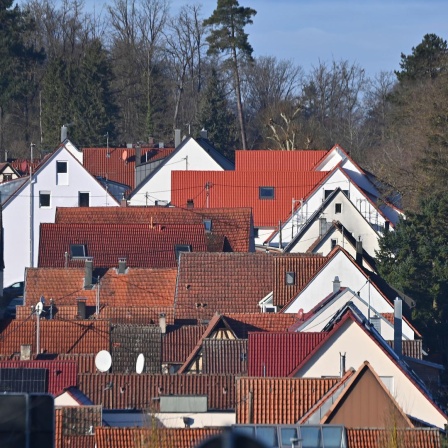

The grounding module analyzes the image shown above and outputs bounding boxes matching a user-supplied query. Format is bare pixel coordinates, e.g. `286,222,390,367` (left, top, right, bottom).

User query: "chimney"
339,352,346,377
200,128,208,139
135,145,141,167
319,217,327,237
20,344,32,361
159,313,166,334
333,276,341,294
77,299,86,319
84,258,93,289
159,142,164,149
61,125,68,142
118,257,127,274
186,199,194,209
356,239,363,266
394,297,403,358
175,129,181,148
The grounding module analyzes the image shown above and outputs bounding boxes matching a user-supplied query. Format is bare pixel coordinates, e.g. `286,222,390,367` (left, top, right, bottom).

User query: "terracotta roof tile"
346,428,441,448
57,354,96,374
0,320,110,356
171,171,328,227
25,267,176,308
162,324,208,364
82,146,173,189
95,427,221,448
236,376,340,424
248,332,327,377
54,206,253,252
202,339,248,375
78,373,235,410
38,223,208,269
55,406,99,448
174,253,275,321
99,307,174,325
0,359,77,396
273,254,328,308
235,150,328,171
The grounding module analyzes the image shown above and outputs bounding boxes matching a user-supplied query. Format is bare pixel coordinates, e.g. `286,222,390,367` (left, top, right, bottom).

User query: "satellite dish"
136,353,145,374
95,350,112,372
122,150,128,161
35,302,44,316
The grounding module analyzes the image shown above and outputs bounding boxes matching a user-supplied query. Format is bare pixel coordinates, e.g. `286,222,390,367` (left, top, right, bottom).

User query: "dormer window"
259,186,274,199
70,244,87,258
203,219,212,232
175,244,191,261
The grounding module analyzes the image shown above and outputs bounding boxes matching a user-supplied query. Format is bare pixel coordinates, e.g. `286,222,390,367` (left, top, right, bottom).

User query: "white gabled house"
267,165,401,248
290,304,447,430
128,136,234,206
283,188,381,260
281,248,417,340
0,140,118,287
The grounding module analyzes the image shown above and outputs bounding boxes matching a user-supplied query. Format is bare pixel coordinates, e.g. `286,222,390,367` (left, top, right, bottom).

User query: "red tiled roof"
174,253,275,321
38,223,208,269
57,354,96,374
55,407,99,448
202,339,248,375
54,206,253,252
235,150,328,171
78,373,235,410
346,428,441,448
221,313,298,338
162,324,208,364
82,146,174,189
95,427,221,448
248,332,327,377
171,171,328,227
236,376,341,424
0,320,110,356
25,267,177,308
273,254,328,308
0,359,77,396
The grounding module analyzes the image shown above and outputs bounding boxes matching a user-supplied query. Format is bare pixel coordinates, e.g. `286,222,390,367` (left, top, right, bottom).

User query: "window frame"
39,191,51,208
56,161,68,174
70,244,87,258
78,192,90,207
259,186,275,200
285,272,295,285
335,203,342,214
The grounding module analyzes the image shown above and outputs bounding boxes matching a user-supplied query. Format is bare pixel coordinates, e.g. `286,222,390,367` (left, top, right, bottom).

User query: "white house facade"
1,141,118,286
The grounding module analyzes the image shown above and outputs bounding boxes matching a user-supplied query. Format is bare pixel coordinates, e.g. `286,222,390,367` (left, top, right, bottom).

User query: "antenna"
95,350,112,372
136,353,145,374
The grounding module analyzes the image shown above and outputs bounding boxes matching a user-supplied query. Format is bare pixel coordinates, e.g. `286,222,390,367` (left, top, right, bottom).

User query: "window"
39,192,51,208
335,203,342,214
3,174,12,182
331,239,337,249
78,192,90,207
253,228,259,239
56,161,68,185
56,161,67,173
203,219,212,232
285,272,295,285
70,244,87,258
175,244,191,261
259,186,274,199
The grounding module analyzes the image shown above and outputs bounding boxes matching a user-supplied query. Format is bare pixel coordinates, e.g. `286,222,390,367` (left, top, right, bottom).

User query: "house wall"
269,169,388,247
283,251,414,339
295,319,447,429
298,289,414,341
0,166,19,183
129,140,227,206
3,145,117,286
287,191,380,257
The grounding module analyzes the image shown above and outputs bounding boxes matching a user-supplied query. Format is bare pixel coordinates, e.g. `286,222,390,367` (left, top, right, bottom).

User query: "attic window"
70,244,87,258
331,239,337,249
285,272,295,285
335,203,342,214
175,244,191,261
203,219,212,232
56,161,67,173
259,186,274,200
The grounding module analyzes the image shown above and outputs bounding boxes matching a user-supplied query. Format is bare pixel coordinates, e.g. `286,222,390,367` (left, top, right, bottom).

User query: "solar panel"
0,368,47,393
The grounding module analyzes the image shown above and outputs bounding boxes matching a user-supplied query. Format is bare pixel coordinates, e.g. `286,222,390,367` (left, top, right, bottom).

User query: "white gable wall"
298,288,412,341
3,144,117,286
269,169,387,247
283,251,414,339
129,139,227,206
294,319,446,429
286,191,380,257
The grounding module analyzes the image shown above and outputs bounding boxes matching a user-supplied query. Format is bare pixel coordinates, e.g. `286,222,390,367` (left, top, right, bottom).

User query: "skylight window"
259,186,275,199
203,219,212,232
70,244,87,258
175,244,192,261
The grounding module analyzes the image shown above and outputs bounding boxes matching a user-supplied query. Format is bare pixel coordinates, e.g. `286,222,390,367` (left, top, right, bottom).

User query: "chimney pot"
339,352,346,377
118,258,127,274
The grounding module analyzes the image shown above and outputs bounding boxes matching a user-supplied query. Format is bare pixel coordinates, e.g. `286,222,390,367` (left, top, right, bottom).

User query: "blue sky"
79,0,448,77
